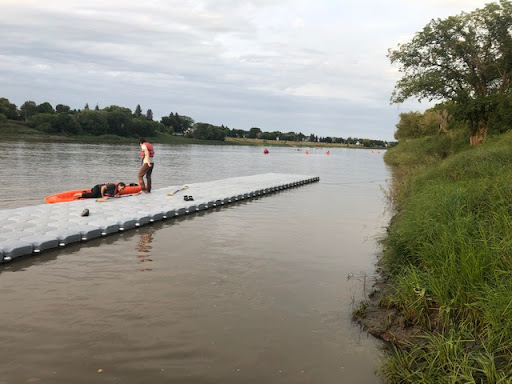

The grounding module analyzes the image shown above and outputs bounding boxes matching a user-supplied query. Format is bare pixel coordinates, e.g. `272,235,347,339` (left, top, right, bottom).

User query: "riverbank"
355,129,512,382
0,121,385,149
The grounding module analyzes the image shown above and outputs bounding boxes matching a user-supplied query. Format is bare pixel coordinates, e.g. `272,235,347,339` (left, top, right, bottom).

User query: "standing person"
76,182,126,199
138,138,155,193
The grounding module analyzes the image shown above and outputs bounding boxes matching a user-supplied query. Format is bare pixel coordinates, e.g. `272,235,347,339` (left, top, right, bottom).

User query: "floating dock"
0,173,319,263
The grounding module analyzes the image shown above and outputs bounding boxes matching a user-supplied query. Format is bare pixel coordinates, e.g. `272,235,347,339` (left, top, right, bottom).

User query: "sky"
0,0,493,141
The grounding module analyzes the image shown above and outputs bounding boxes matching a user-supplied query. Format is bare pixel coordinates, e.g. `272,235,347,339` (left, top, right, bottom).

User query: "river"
0,141,390,384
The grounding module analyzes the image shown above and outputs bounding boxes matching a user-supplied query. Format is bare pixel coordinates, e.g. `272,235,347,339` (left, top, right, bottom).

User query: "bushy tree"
20,101,37,120
281,131,298,141
37,102,55,114
105,111,130,136
54,114,81,134
55,104,71,114
248,127,261,139
0,98,19,120
228,128,248,138
395,112,425,140
388,0,512,145
29,113,58,132
188,123,227,141
161,112,195,134
126,118,159,137
490,93,512,134
77,110,109,135
261,131,281,140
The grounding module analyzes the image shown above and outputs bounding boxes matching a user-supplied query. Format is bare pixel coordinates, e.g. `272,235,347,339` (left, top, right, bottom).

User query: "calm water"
0,141,390,384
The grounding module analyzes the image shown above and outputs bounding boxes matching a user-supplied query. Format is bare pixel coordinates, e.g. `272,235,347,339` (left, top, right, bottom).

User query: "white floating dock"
0,173,319,263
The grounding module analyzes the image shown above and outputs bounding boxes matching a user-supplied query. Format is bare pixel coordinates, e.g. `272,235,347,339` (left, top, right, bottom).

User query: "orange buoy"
263,148,269,154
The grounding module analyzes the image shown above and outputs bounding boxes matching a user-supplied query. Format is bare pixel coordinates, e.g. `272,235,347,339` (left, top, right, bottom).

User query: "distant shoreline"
0,124,385,149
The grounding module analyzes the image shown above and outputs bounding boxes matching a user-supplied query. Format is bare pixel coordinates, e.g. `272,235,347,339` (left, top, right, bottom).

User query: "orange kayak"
44,183,142,204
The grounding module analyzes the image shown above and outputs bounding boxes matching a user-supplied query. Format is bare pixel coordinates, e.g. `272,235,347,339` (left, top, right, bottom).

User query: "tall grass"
379,130,512,382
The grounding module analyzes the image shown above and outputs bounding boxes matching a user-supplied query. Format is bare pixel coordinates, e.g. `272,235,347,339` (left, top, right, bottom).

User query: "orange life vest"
140,142,154,159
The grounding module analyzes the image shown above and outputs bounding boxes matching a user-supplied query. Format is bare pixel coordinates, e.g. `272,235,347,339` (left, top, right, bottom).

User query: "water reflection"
136,229,154,271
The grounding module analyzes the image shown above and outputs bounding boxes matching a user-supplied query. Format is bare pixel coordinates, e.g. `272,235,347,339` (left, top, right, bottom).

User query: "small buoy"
263,148,269,154
305,150,309,154
326,151,330,155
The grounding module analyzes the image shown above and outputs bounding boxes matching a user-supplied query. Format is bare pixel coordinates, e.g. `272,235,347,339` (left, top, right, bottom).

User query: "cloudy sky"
0,0,492,140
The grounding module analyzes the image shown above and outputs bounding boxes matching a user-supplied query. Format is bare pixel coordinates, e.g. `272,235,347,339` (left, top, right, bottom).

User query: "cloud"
0,0,492,140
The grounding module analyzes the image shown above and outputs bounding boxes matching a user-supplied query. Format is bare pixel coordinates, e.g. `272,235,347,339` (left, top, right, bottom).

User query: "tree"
127,118,159,137
37,102,55,114
54,114,82,134
261,131,280,140
55,104,71,114
281,131,297,141
178,115,195,133
394,112,425,140
134,104,142,117
103,106,132,136
229,128,248,138
388,0,512,145
0,98,19,120
77,110,109,135
146,109,153,121
29,113,57,133
248,127,261,139
188,123,227,141
20,101,37,120
103,105,132,115
160,112,194,133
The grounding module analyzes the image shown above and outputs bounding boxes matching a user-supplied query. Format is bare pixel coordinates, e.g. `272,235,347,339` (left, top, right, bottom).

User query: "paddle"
167,186,189,196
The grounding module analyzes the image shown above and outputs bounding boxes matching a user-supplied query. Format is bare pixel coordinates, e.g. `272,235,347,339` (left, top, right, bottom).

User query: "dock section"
0,173,319,263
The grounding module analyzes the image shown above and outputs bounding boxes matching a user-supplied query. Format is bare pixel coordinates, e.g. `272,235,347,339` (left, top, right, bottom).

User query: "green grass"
379,130,512,382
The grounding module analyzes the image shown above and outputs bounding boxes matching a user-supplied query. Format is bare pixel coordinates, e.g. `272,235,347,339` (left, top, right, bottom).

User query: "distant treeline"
0,97,391,147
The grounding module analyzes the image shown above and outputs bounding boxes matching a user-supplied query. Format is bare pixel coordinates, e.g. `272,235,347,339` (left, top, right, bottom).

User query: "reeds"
379,130,512,382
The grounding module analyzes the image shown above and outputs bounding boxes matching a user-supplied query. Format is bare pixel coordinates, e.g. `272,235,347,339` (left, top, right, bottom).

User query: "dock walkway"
0,173,319,263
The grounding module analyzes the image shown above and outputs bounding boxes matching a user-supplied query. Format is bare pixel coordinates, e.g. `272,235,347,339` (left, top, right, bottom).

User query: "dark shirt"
103,183,117,197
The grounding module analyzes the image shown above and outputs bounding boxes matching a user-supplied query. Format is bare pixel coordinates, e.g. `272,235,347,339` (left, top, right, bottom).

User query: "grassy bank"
366,130,512,382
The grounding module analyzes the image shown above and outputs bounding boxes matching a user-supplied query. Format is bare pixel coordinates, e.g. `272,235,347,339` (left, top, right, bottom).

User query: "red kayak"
44,183,142,204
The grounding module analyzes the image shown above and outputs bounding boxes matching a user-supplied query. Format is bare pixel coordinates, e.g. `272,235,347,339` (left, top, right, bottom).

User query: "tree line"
0,97,390,148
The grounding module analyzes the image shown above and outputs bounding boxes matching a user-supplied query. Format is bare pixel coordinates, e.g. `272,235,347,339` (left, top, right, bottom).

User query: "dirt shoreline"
354,273,423,345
